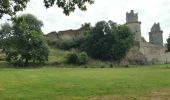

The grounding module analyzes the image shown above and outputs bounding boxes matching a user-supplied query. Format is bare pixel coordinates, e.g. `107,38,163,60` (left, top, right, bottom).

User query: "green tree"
0,0,94,19
82,21,134,61
0,23,12,49
5,14,49,66
112,25,134,60
167,35,170,52
0,23,12,39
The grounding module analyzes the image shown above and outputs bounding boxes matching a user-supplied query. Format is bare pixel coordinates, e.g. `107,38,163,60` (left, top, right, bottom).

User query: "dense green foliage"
0,23,12,39
0,23,12,49
44,0,94,15
57,37,85,50
66,52,88,65
0,0,29,18
1,14,49,66
0,0,94,19
82,21,134,61
167,35,170,52
0,65,170,99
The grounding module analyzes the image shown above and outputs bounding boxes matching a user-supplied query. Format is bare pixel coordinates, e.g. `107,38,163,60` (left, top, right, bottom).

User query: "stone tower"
149,23,163,46
126,10,141,42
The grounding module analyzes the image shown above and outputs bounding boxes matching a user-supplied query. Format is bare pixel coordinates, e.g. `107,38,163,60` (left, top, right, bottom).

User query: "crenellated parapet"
149,23,163,46
150,23,163,33
126,10,141,42
126,10,139,23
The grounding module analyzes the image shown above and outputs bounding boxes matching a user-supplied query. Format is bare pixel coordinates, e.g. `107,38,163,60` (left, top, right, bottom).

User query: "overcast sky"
1,0,170,43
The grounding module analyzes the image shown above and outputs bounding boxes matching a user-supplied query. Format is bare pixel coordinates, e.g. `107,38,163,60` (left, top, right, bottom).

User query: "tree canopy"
0,23,12,39
82,21,134,61
0,23,12,49
1,14,49,66
0,0,94,19
167,35,170,52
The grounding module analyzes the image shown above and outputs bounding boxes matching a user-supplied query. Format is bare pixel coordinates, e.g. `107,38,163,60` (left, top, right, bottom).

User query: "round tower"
126,10,141,42
149,23,163,46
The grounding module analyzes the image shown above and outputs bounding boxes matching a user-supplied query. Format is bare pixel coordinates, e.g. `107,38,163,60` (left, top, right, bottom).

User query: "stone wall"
126,41,170,64
58,29,83,40
45,31,59,44
126,45,148,65
140,42,170,64
126,10,141,42
126,22,141,42
149,32,163,46
149,23,163,46
45,29,84,43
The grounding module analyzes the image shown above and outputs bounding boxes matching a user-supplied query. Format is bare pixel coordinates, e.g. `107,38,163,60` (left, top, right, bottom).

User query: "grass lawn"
0,64,170,100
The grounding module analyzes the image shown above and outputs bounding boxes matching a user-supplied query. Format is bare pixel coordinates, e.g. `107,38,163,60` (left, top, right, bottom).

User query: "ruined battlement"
126,10,164,46
126,10,141,42
126,10,139,23
149,23,163,46
125,10,168,64
150,23,163,33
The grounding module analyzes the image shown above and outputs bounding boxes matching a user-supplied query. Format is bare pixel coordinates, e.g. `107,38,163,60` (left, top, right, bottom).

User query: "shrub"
77,52,88,65
57,37,85,50
66,52,78,64
58,40,75,50
66,52,88,65
110,64,113,68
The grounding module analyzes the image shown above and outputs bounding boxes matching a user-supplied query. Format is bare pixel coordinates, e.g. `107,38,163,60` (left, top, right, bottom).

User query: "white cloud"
1,0,170,43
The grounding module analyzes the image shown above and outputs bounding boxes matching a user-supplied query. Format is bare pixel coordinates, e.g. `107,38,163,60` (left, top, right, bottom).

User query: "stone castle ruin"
125,10,170,64
126,10,163,46
46,10,170,64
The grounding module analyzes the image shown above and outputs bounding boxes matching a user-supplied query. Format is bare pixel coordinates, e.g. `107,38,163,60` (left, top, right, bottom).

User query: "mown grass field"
0,63,170,100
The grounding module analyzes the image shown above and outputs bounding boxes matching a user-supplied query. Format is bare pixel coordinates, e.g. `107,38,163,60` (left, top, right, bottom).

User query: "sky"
1,0,170,43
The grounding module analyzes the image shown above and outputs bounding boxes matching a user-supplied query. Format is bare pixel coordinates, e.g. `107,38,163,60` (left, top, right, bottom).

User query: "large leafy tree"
3,14,49,66
0,0,94,19
82,21,134,61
